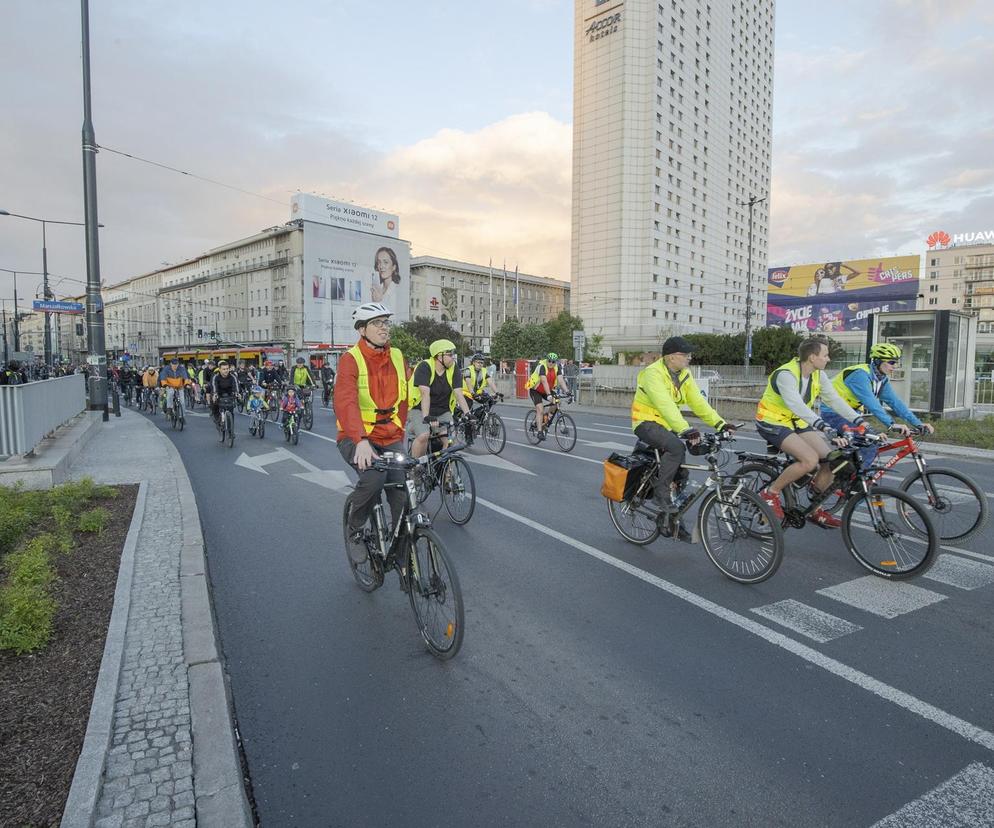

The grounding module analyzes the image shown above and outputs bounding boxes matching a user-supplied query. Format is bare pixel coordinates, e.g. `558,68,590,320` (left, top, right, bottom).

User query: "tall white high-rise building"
572,0,774,353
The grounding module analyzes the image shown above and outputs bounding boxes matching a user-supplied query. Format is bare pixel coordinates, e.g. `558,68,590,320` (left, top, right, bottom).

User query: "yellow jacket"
630,360,725,433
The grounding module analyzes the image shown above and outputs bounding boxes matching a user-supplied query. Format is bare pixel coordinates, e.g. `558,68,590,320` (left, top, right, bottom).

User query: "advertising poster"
301,221,411,346
765,256,920,334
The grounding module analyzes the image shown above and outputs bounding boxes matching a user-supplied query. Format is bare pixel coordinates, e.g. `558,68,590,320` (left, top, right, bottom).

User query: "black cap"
662,336,694,355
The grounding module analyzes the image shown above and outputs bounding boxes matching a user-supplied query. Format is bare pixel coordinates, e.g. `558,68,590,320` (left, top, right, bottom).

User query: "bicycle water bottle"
673,481,701,509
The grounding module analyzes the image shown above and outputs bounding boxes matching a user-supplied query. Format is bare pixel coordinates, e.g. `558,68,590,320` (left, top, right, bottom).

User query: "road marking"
462,453,536,476
750,599,862,643
505,438,603,465
578,439,635,452
817,577,947,619
234,448,303,475
871,762,994,827
293,469,352,492
922,554,994,591
475,496,994,754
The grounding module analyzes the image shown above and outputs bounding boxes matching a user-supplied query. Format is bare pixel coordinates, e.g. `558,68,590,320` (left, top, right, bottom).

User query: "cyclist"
199,360,216,407
526,352,571,441
408,338,472,458
275,360,289,386
820,342,935,468
334,302,408,568
246,385,269,433
210,360,240,435
462,352,498,400
280,385,303,429
119,363,136,404
141,364,160,409
159,357,191,418
320,361,336,406
290,356,315,391
756,337,865,528
631,336,734,538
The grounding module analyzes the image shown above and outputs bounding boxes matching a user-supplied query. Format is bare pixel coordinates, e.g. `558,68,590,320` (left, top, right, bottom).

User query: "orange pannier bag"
600,452,650,502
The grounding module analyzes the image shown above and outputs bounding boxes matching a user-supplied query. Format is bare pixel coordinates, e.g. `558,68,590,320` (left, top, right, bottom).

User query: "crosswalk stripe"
750,599,862,643
871,762,994,827
922,554,994,591
817,576,947,619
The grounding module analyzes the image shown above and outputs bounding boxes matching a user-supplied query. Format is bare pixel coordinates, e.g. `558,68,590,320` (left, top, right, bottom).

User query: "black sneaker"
346,528,368,564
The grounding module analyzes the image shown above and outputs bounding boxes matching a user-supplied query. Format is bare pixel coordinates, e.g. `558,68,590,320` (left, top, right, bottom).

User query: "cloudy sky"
2,0,993,308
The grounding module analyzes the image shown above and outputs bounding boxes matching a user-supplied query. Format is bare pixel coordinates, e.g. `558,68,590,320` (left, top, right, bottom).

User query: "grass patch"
0,535,58,654
78,507,109,534
927,415,994,450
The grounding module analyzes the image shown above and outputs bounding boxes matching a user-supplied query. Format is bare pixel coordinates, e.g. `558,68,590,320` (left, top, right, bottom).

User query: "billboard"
301,221,411,346
766,256,920,334
291,193,398,238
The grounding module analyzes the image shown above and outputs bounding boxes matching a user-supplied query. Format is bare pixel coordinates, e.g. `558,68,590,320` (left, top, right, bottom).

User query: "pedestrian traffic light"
197,328,203,338
76,323,84,336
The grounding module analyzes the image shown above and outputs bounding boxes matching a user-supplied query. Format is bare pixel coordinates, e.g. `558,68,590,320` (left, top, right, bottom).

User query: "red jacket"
334,338,408,445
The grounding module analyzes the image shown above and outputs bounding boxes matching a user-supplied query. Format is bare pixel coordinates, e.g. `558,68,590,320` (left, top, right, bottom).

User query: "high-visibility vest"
756,358,821,428
463,365,488,397
832,363,879,413
335,345,406,435
527,360,555,390
408,360,456,413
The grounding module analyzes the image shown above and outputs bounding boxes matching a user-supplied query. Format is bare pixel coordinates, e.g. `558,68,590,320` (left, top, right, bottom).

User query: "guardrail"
0,374,87,458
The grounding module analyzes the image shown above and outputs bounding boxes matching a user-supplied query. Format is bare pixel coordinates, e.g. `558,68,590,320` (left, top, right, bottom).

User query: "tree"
543,311,585,359
388,325,428,362
491,319,523,361
751,326,803,372
400,316,463,351
518,323,549,359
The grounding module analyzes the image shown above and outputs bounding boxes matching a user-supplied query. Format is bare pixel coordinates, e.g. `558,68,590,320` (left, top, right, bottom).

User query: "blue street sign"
33,300,84,314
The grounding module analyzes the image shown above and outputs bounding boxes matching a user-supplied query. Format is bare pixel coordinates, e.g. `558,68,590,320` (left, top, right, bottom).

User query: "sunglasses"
886,360,900,365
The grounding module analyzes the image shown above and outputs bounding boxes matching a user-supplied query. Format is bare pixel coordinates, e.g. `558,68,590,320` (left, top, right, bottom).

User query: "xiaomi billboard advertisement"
765,256,920,334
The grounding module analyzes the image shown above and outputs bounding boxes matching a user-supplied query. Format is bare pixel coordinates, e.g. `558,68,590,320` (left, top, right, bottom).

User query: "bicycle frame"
863,435,927,483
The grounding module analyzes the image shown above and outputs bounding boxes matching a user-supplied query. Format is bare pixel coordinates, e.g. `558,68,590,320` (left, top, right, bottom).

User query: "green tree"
751,326,803,372
518,323,550,359
388,326,428,362
400,316,463,351
491,319,523,361
543,311,585,358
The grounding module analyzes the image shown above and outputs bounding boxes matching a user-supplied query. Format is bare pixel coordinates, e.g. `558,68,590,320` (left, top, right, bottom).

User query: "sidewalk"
61,410,251,828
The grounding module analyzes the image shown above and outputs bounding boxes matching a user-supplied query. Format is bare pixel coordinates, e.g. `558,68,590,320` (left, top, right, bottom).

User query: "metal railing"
0,374,87,458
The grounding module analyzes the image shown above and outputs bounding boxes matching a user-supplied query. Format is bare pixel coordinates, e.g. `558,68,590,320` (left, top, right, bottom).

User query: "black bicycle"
216,395,236,448
524,394,577,452
603,427,785,584
342,452,465,659
167,390,185,431
298,387,314,431
409,428,476,525
452,393,507,454
283,408,300,445
731,433,938,579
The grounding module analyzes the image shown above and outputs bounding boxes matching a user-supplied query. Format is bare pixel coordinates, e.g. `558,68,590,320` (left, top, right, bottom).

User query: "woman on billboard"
370,247,401,303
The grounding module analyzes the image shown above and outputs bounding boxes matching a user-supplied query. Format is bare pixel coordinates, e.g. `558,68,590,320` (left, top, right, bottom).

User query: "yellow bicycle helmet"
430,339,457,358
869,342,902,361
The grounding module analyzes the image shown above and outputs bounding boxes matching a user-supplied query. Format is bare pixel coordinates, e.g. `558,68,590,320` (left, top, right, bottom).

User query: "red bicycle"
824,428,988,543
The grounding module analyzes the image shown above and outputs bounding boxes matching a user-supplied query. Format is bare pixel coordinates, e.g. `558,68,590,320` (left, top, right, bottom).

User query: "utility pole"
739,194,766,368
81,0,108,419
12,271,21,351
2,300,9,364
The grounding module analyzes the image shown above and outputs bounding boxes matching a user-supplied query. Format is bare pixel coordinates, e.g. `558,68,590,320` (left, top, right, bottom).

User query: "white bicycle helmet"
352,302,393,329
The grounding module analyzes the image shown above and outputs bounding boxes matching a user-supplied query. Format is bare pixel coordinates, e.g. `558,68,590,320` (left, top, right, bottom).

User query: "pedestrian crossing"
748,554,994,643
871,762,994,827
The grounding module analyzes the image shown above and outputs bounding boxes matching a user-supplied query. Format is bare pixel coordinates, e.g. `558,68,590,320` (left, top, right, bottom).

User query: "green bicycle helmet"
546,352,559,361
869,342,902,361
430,339,457,358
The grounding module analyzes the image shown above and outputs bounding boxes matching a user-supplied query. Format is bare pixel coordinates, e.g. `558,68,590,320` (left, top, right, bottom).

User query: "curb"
161,428,255,827
61,480,148,828
0,410,103,490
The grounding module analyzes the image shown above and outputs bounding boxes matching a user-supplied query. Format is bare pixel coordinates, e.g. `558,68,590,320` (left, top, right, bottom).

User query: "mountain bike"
453,392,506,454
817,427,988,543
524,394,576,452
298,387,314,430
283,408,300,445
409,427,476,525
342,452,464,659
731,432,938,579
167,389,185,431
604,427,785,584
216,395,236,448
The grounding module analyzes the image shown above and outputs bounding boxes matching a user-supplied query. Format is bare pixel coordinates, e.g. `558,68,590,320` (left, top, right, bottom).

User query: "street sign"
572,330,586,348
33,300,84,314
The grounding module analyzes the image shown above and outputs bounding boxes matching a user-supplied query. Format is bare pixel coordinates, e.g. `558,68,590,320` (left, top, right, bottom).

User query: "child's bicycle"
524,393,577,452
283,409,300,445
248,408,267,439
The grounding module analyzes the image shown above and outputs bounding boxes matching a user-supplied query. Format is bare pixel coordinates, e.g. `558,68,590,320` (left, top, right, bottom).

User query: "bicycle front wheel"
482,413,506,454
606,489,660,546
899,467,988,543
407,528,464,659
698,486,784,584
226,412,235,448
553,413,577,452
841,486,936,579
342,496,383,592
524,410,540,444
440,456,476,525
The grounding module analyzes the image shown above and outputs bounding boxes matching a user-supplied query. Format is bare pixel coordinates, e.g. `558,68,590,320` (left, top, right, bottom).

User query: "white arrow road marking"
294,469,353,491
462,453,536,476
578,439,635,452
234,446,319,475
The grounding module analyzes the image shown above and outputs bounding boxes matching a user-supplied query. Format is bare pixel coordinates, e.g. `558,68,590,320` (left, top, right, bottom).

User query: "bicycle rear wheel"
407,528,464,659
440,456,476,525
342,496,384,592
303,407,313,431
606,488,660,546
841,486,936,578
226,411,235,448
899,467,988,543
553,413,577,452
698,486,784,584
524,410,540,444
482,412,506,454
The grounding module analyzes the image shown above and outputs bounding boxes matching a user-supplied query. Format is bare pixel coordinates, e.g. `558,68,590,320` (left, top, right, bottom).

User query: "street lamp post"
738,194,767,368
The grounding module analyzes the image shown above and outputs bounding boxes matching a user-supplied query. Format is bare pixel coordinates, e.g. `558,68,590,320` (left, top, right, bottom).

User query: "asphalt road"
137,396,994,827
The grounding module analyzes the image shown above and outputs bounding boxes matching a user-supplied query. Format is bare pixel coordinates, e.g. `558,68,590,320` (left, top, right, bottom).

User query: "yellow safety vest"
463,365,488,397
408,360,457,413
832,363,872,412
630,360,724,433
756,358,821,428
527,360,552,390
335,344,406,435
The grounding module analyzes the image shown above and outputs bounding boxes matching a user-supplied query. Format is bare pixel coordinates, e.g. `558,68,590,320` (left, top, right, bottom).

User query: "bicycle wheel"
258,419,265,439
606,482,660,546
899,467,988,543
482,413,506,454
524,410,540,444
553,413,577,452
303,407,313,431
407,528,464,659
292,426,299,446
698,486,784,584
226,411,235,448
440,456,476,525
342,496,384,592
841,486,936,579
178,412,185,432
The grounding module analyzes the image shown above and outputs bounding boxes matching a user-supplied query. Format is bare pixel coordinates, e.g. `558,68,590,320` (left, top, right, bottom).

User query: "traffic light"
197,328,203,338
76,323,84,336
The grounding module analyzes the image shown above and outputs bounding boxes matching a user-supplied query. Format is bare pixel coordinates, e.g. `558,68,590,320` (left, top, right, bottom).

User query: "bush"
78,507,109,534
0,534,58,654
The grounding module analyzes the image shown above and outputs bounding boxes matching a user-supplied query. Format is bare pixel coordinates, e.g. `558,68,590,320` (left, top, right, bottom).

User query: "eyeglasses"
886,360,900,365
441,350,456,357
366,319,392,329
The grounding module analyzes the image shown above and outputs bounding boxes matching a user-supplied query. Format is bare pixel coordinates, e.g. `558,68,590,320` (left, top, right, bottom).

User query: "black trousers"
338,439,408,532
634,421,688,496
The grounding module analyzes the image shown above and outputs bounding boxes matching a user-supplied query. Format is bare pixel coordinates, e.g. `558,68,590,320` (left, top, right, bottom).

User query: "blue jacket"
821,364,922,428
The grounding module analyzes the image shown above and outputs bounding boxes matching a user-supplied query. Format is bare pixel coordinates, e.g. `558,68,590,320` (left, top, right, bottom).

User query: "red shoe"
807,508,842,529
760,488,785,521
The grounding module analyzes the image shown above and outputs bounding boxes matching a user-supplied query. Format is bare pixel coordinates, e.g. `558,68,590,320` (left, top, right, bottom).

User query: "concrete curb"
161,426,254,827
918,441,994,460
0,410,103,489
60,480,148,828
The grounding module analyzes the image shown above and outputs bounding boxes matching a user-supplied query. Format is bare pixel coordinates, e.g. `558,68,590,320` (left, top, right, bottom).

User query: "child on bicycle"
246,385,269,415
280,385,302,429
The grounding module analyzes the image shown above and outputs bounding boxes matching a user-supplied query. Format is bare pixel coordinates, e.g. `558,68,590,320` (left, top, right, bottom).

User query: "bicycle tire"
841,486,936,579
606,487,660,546
178,413,184,432
553,413,577,452
440,456,476,525
303,409,313,431
292,428,299,446
342,496,384,592
524,410,540,445
698,486,784,584
482,413,506,454
258,420,265,439
407,528,464,659
898,467,989,543
226,412,235,448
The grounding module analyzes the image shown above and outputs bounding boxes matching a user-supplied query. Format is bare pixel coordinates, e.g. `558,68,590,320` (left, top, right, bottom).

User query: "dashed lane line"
475,495,994,754
817,577,948,619
750,599,863,643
